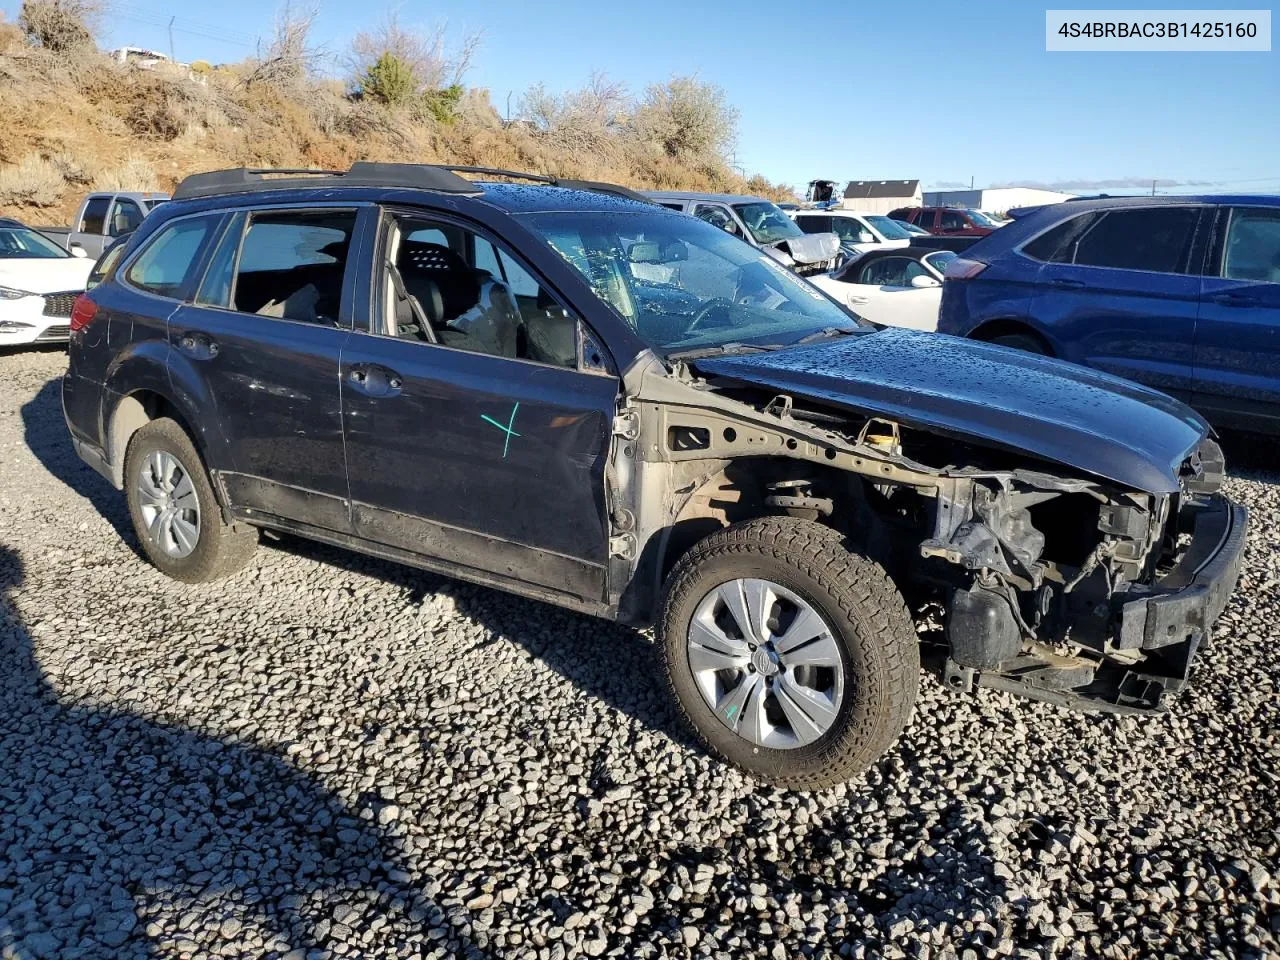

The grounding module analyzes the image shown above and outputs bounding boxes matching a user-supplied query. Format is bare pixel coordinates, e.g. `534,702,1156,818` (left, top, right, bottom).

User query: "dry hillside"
0,14,791,226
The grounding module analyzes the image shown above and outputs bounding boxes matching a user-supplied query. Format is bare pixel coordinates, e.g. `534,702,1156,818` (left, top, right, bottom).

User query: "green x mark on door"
480,402,521,458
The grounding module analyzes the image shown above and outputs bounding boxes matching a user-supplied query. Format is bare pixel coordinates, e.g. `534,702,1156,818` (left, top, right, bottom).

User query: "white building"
839,180,922,215
922,187,1075,214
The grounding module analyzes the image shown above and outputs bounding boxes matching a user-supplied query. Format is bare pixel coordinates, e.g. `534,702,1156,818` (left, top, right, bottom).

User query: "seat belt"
386,260,439,344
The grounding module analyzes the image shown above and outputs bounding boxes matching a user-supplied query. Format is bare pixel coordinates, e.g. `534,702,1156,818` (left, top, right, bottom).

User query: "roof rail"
172,163,484,201
436,166,655,204
171,161,655,205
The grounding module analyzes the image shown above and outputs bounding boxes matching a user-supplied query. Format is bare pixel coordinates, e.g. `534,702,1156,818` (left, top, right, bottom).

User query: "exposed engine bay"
610,351,1245,714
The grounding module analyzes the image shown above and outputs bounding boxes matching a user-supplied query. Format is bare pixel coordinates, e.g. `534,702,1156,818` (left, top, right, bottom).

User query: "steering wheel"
683,297,735,336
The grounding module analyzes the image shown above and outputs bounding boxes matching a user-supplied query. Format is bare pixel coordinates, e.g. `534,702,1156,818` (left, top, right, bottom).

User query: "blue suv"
938,195,1280,433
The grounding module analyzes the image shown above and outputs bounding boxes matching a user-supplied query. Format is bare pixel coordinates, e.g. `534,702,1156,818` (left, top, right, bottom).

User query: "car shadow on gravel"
0,544,477,959
20,379,140,554
1216,429,1280,482
268,532,700,756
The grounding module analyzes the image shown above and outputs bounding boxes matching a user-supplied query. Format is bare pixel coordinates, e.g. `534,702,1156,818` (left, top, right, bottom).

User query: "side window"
1022,213,1100,263
913,209,933,228
859,257,925,287
382,214,580,370
110,199,145,237
194,212,247,307
832,218,875,244
693,204,737,234
79,197,110,235
940,211,967,230
658,202,685,211
796,216,831,234
1073,207,1199,274
125,214,222,298
226,210,357,324
86,238,129,291
1222,208,1280,283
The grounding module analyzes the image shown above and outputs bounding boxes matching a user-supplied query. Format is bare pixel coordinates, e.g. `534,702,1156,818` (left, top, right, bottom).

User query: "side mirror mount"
910,274,941,289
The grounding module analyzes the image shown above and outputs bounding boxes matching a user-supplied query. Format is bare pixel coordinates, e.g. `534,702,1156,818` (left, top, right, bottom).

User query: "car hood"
0,258,93,295
770,232,840,264
694,328,1209,493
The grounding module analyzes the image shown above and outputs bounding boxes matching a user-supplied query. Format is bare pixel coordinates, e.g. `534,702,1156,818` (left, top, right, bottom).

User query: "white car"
809,247,956,332
0,220,94,345
793,210,914,258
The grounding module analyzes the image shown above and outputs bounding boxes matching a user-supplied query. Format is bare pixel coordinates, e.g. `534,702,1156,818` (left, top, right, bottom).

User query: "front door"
1195,205,1280,431
1030,204,1205,400
339,208,619,602
167,205,367,532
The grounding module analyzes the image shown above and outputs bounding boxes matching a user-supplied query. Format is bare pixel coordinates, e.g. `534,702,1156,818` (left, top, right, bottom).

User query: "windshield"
967,209,1000,227
0,226,69,259
523,210,861,355
142,199,167,212
864,216,913,240
731,202,804,245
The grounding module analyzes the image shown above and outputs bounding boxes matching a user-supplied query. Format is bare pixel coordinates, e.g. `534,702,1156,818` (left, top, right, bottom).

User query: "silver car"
645,191,840,276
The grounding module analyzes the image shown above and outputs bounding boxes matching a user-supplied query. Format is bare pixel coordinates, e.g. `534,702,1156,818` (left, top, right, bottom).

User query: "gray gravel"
1,347,1277,960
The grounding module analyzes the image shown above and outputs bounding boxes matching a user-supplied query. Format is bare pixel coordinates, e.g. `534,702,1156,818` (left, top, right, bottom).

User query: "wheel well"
968,319,1055,356
656,458,863,584
107,390,199,488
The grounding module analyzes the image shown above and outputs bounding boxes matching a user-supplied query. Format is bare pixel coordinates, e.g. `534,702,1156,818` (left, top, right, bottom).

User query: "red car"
890,206,999,237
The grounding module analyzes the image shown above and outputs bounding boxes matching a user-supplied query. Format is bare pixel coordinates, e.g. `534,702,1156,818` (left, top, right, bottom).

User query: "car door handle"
347,364,403,398
1048,278,1085,289
1209,292,1259,307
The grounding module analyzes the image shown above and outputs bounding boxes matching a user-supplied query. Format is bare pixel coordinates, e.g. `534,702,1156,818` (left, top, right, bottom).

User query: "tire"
989,332,1048,355
124,417,257,583
658,517,919,789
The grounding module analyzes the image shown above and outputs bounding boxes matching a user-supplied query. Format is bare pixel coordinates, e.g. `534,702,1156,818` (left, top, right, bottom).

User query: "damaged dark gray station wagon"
64,164,1247,788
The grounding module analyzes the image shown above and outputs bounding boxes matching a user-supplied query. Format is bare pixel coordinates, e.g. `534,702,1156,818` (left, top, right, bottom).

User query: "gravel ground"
0,347,1277,960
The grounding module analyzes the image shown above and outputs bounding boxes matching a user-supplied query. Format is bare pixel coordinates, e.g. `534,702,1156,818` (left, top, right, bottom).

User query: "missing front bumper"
946,494,1248,714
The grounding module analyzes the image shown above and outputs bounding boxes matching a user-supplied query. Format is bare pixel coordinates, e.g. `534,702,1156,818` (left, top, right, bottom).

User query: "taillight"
69,294,98,333
944,257,988,281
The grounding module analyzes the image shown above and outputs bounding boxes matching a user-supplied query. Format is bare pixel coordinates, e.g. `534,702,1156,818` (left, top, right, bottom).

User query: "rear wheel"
124,418,257,583
989,332,1048,355
658,517,919,789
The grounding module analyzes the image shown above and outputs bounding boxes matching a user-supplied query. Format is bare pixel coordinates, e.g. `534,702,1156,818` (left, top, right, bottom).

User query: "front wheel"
658,517,919,789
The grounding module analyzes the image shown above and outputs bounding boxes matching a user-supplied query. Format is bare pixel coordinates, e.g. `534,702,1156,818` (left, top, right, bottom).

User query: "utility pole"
168,16,175,63
1152,179,1157,196
970,175,974,189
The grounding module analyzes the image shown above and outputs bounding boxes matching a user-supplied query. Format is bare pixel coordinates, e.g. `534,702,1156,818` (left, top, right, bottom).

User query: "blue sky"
8,0,1277,194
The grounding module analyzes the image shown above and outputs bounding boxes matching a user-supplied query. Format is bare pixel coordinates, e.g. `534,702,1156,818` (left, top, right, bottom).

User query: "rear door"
1029,204,1205,400
165,204,368,532
107,197,147,244
339,206,619,603
914,209,939,233
1194,205,1280,431
72,196,111,257
843,255,941,330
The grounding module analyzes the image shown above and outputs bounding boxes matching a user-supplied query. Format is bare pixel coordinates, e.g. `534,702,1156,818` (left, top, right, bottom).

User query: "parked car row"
0,217,94,345
1,192,169,347
60,162,1247,788
940,194,1280,434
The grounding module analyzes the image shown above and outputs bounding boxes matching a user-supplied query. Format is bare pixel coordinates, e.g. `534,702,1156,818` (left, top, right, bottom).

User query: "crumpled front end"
926,437,1247,713
768,232,841,277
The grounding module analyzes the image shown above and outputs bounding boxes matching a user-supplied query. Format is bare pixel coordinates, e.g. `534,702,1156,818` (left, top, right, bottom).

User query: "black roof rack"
172,162,483,201
172,162,655,205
